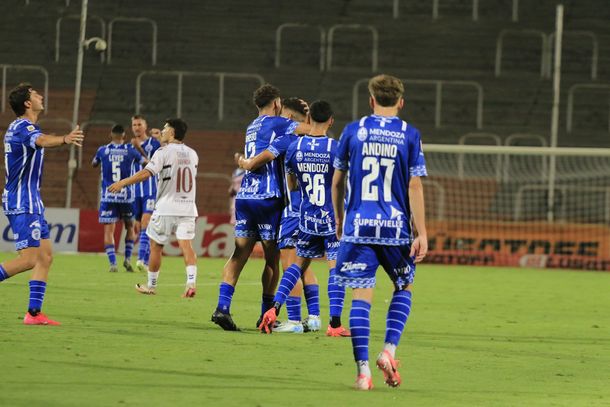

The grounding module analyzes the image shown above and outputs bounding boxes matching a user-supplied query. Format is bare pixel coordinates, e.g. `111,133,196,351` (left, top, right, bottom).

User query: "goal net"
422,144,610,271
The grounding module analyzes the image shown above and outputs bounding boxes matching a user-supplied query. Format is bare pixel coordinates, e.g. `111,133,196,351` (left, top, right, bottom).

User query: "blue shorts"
7,213,50,250
334,242,416,290
278,215,299,249
296,230,339,260
133,195,155,221
235,198,284,241
99,202,134,224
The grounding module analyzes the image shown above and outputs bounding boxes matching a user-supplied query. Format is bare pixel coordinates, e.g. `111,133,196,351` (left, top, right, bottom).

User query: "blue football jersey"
2,119,45,215
334,115,427,245
236,115,298,200
132,137,161,198
93,143,145,203
286,136,337,236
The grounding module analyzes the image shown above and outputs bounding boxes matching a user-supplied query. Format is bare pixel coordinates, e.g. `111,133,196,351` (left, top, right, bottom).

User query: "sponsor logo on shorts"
394,264,414,275
31,228,41,240
258,223,272,230
327,240,340,249
235,219,247,226
340,262,367,272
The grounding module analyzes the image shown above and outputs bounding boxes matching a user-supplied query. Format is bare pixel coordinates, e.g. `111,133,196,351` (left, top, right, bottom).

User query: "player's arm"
35,126,84,148
236,150,274,171
130,137,148,159
287,173,298,191
107,168,153,193
332,169,347,240
408,176,428,263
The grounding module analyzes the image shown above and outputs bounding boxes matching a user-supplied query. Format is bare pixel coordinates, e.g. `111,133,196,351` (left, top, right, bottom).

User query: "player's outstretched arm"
408,176,428,263
35,125,84,148
332,169,347,240
108,169,152,193
237,150,275,171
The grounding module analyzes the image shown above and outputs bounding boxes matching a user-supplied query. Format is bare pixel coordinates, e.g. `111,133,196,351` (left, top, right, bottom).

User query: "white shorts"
146,213,196,245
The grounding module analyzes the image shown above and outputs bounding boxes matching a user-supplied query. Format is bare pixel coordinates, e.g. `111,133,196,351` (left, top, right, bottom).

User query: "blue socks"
272,264,302,306
216,282,235,313
104,244,116,266
28,280,47,314
385,290,413,345
124,239,134,261
0,264,9,282
138,229,150,264
304,284,320,316
350,299,371,362
328,268,345,318
286,296,302,321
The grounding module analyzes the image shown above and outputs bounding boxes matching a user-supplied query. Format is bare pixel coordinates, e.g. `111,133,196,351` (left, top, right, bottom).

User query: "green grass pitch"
0,252,608,406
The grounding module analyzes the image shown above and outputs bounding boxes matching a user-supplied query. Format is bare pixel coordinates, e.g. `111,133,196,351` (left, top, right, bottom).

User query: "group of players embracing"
212,74,429,390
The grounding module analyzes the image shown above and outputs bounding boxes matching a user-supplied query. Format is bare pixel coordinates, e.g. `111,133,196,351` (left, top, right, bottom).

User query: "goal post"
421,144,610,271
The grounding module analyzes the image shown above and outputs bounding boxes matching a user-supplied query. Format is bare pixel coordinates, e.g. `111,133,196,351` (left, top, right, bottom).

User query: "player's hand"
409,236,428,263
234,152,243,166
258,307,278,334
335,219,343,240
107,181,124,193
65,125,84,147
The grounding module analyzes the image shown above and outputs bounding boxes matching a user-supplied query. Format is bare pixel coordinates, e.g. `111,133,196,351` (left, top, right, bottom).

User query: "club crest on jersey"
296,151,304,162
104,147,110,155
357,127,368,141
31,228,41,240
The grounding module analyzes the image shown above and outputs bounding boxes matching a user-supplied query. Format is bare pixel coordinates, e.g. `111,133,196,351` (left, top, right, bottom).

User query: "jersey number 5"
176,167,194,193
361,157,395,202
111,161,121,182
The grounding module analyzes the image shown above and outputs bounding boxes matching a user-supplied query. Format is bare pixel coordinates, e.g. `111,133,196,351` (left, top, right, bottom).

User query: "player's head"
309,100,334,129
253,84,281,115
150,128,161,140
162,118,188,143
368,74,404,110
110,124,125,142
131,114,148,138
9,83,44,117
280,97,308,122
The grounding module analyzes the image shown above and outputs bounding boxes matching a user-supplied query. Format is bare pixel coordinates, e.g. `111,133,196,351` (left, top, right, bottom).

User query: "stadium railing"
390,0,519,21
0,64,49,114
495,29,548,78
55,14,106,63
327,24,378,73
546,31,598,80
566,83,610,133
107,17,158,66
275,23,325,72
135,70,265,121
351,77,484,128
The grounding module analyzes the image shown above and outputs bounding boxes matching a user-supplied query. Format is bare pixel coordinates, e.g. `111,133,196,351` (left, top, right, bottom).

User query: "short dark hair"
165,118,188,141
282,97,308,117
111,124,125,135
131,114,147,123
253,84,280,109
8,83,33,116
309,100,333,123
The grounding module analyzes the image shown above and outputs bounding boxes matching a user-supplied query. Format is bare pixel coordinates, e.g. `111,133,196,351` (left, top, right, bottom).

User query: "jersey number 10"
361,157,395,202
176,167,194,193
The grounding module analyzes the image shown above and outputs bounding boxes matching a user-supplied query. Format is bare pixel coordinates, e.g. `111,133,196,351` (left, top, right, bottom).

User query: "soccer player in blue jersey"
332,75,428,390
0,83,84,325
273,97,319,334
259,100,349,337
211,84,310,331
130,115,161,273
92,124,147,273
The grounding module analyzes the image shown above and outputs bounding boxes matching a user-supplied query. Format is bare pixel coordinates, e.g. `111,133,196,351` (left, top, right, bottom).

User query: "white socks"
383,343,397,359
357,360,371,377
186,265,197,287
148,271,159,288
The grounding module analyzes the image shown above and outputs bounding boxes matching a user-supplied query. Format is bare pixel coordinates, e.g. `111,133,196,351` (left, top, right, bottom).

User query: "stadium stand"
1,0,610,214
